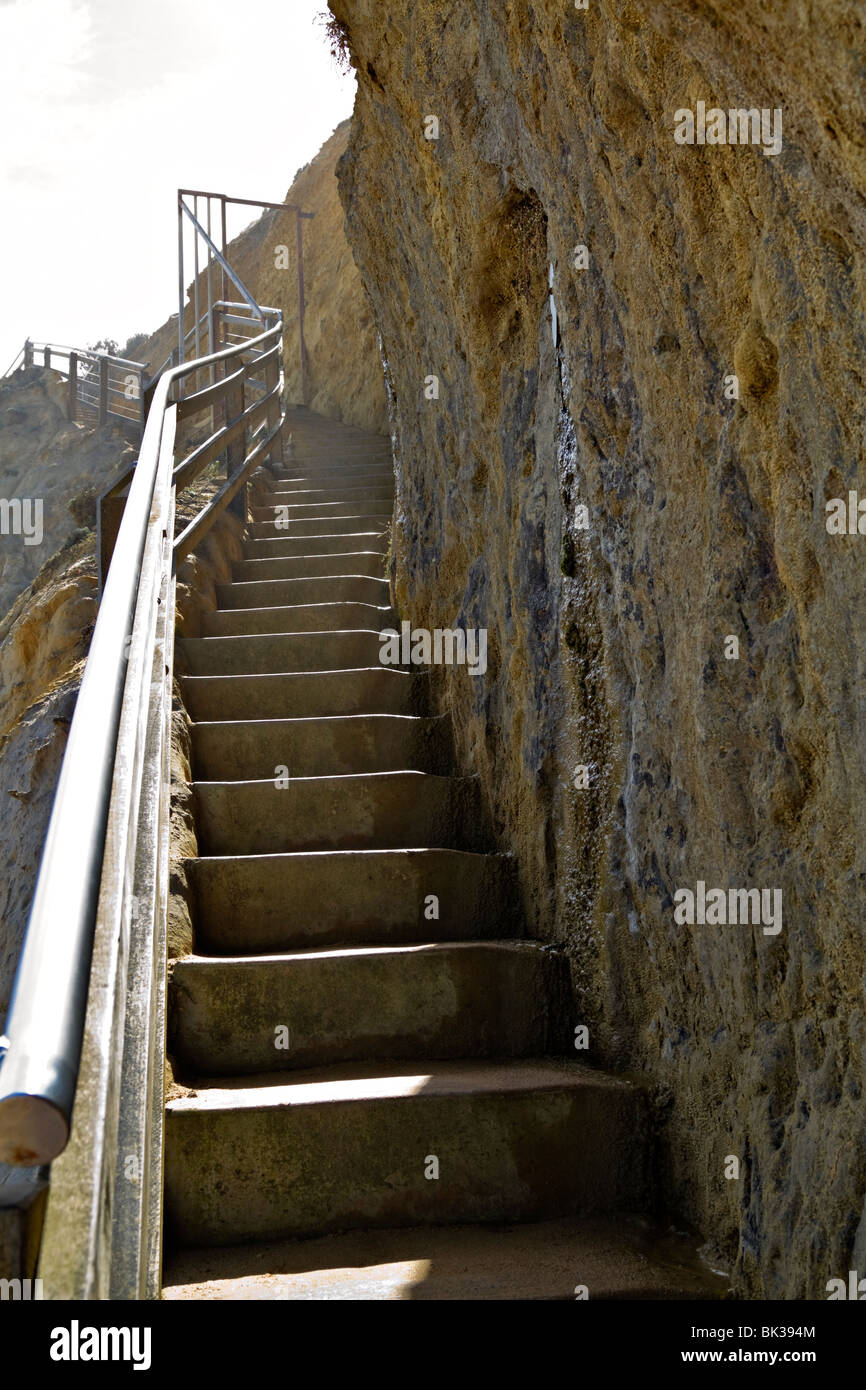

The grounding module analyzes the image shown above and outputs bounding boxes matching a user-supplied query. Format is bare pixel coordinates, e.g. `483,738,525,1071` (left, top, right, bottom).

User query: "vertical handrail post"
212,305,225,436
24,339,33,369
220,197,227,307
206,198,215,415
193,195,201,392
98,357,109,425
68,352,78,423
44,346,51,370
225,361,246,520
264,313,284,470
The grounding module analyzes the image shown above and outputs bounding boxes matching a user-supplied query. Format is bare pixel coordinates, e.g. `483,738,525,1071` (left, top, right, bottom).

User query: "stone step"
277,456,393,472
283,438,390,451
235,552,386,580
268,484,395,504
283,447,391,458
170,941,570,1075
179,669,425,722
201,601,394,638
283,430,388,443
188,848,517,953
216,575,390,610
192,772,483,855
274,474,394,493
270,457,389,471
252,499,393,523
241,534,387,560
282,447,391,462
177,629,387,676
162,1216,726,1301
191,714,452,780
250,514,390,539
281,453,392,464
164,1059,649,1246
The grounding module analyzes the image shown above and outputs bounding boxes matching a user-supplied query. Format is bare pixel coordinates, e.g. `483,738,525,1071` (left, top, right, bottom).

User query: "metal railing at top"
0,312,285,1293
149,300,278,388
177,188,314,404
3,341,148,434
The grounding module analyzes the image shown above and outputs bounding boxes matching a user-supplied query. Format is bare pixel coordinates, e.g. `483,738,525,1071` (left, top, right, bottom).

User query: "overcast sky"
0,0,355,369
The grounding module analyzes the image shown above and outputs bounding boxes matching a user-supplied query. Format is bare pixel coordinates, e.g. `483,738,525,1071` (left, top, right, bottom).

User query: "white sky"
0,0,355,369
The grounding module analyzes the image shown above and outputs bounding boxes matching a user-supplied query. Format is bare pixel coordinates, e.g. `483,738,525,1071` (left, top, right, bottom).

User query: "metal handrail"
176,188,313,404
180,201,262,325
0,315,284,1167
148,301,279,386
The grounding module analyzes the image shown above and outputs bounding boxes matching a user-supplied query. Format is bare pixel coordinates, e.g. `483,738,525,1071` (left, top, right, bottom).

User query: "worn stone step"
191,714,452,780
191,772,474,856
241,534,387,561
278,453,391,469
281,454,391,464
170,941,570,1075
250,514,391,539
188,847,516,952
177,629,387,676
252,499,393,522
283,438,391,449
283,439,390,452
216,575,390,610
179,669,425,723
268,484,394,504
282,449,392,464
162,1216,726,1301
164,1059,649,1246
201,601,394,638
273,469,391,492
193,772,483,855
235,552,386,581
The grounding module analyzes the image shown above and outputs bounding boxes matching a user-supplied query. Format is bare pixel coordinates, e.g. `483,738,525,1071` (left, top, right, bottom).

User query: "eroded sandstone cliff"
329,0,866,1297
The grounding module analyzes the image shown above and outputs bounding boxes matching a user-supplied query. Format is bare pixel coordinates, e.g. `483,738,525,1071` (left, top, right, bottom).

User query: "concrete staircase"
162,412,722,1300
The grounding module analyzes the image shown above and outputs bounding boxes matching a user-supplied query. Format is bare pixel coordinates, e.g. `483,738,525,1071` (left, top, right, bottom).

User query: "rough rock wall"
330,0,866,1298
0,369,135,619
0,535,98,1019
138,121,388,434
0,371,137,1017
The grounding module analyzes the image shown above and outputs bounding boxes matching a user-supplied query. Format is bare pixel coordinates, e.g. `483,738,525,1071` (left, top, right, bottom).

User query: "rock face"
329,0,866,1297
138,121,388,435
0,371,136,1017
0,536,98,1020
0,369,135,620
